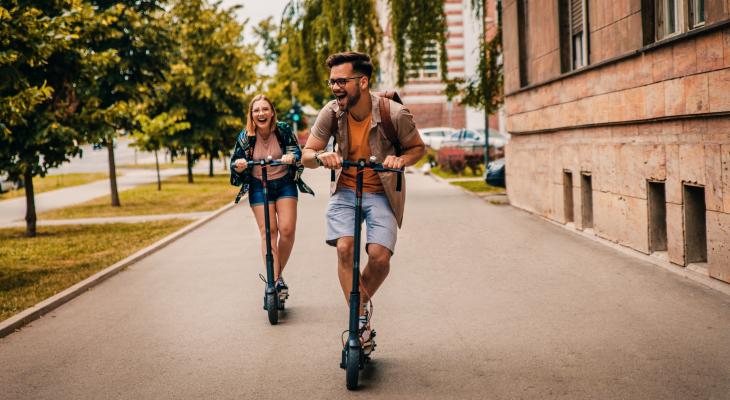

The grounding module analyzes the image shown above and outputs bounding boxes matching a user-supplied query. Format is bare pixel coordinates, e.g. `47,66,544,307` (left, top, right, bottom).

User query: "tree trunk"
107,137,121,207
209,154,214,177
155,149,161,191
24,168,36,237
186,148,194,184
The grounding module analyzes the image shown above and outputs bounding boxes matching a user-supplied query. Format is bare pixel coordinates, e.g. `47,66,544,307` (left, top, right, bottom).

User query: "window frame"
688,0,705,29
655,0,705,42
570,0,588,70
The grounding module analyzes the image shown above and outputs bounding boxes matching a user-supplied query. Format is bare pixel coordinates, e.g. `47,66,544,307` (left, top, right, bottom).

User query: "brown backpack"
331,90,403,156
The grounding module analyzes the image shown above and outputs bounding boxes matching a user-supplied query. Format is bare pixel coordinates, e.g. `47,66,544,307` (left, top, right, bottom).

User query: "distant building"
376,0,500,131
503,0,730,283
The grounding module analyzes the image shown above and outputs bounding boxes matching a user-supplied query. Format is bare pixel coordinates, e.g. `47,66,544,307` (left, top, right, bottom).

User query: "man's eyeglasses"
326,75,364,88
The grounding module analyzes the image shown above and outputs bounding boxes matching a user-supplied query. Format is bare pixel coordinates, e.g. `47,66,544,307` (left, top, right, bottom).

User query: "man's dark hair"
326,51,373,79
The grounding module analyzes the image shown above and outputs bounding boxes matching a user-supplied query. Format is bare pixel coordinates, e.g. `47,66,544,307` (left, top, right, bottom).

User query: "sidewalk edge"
0,201,238,338
533,210,730,297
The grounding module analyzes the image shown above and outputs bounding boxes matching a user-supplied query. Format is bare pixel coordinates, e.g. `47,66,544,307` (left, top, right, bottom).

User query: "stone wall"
503,14,730,283
506,28,730,133
506,117,730,283
588,0,643,64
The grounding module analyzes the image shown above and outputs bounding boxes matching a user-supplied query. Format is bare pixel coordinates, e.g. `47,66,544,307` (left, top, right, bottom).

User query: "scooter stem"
349,159,365,338
261,163,275,288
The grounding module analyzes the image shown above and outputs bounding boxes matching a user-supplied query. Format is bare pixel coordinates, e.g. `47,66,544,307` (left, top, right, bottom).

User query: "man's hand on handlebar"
316,151,342,169
382,155,405,170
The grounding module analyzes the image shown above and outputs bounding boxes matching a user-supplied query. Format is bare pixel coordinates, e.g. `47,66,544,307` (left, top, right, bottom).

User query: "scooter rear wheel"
345,346,360,390
266,293,278,325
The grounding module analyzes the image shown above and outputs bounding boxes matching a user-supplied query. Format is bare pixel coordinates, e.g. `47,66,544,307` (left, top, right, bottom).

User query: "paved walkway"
1,168,729,399
0,167,208,226
1,212,212,228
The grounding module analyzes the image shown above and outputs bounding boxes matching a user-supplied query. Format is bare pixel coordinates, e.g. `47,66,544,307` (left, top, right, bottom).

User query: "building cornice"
509,111,730,136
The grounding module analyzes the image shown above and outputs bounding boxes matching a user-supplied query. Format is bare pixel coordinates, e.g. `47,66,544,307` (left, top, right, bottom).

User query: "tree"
389,0,448,86
77,0,174,206
460,0,503,164
131,111,190,190
166,0,259,182
0,0,94,237
265,0,448,107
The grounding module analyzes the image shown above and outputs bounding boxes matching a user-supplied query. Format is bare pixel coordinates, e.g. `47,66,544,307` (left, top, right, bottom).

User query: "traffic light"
288,102,302,124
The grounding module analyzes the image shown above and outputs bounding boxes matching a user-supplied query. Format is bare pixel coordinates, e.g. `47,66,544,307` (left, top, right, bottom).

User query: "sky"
220,0,290,40
219,0,289,75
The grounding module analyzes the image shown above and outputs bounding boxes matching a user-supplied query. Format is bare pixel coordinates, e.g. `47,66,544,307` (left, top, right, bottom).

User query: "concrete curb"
0,201,238,338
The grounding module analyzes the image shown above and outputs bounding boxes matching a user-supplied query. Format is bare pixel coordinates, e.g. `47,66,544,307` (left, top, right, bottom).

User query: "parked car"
484,158,506,188
418,127,456,150
441,129,484,149
443,128,509,149
475,128,510,149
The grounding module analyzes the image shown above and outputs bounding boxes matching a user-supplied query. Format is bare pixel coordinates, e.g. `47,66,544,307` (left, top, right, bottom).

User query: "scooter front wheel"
345,346,361,390
266,292,278,325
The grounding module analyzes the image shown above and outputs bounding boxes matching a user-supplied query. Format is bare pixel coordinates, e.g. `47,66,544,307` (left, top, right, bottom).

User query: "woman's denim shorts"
248,175,298,207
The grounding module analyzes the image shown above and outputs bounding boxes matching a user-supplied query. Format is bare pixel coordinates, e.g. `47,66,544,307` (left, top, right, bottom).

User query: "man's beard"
343,90,361,111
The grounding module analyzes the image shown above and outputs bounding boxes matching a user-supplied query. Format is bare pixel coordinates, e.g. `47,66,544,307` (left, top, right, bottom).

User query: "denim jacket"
230,121,314,203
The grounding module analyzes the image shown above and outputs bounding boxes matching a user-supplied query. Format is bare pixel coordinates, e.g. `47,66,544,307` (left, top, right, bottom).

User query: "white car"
418,127,456,150
443,129,509,149
475,128,510,148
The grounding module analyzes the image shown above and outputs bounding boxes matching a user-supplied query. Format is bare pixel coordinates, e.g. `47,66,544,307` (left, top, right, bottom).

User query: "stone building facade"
502,0,730,283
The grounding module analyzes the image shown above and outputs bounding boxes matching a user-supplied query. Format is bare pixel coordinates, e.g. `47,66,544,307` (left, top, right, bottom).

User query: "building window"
688,0,705,28
408,42,440,80
517,0,529,86
559,0,588,72
570,0,588,69
654,0,705,41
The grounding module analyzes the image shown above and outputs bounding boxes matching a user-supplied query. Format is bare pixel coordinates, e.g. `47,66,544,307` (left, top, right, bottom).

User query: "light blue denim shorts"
325,188,398,254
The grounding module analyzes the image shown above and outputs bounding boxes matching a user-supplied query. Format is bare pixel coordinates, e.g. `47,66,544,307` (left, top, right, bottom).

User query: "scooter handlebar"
245,157,288,168
341,159,404,191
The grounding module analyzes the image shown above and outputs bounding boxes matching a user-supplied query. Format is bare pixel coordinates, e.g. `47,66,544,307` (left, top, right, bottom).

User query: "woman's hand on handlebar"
317,151,342,169
382,155,405,170
233,158,248,173
281,154,296,165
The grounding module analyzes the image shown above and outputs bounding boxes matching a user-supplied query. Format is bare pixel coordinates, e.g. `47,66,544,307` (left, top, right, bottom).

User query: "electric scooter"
338,156,403,390
247,156,288,325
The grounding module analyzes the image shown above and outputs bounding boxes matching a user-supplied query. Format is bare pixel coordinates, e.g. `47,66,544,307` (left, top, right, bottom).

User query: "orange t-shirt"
338,112,384,193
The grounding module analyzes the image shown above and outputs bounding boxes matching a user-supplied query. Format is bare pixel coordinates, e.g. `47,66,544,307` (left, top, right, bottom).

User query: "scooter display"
247,156,289,325
338,157,403,390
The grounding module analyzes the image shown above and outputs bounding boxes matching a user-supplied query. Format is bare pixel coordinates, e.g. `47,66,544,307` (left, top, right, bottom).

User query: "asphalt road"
1,168,729,399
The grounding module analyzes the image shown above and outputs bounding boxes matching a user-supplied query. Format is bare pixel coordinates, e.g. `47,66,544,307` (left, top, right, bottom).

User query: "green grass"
0,173,110,201
430,165,483,179
0,220,191,322
450,180,504,193
39,174,238,219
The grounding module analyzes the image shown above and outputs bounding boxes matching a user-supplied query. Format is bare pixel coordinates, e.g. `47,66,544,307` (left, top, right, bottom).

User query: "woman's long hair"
245,94,278,136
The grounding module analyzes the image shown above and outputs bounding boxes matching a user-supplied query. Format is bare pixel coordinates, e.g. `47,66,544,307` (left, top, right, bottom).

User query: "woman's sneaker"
275,278,289,301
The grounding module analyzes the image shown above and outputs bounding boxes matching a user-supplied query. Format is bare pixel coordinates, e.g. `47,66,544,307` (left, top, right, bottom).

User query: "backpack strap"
330,109,337,182
378,96,402,156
